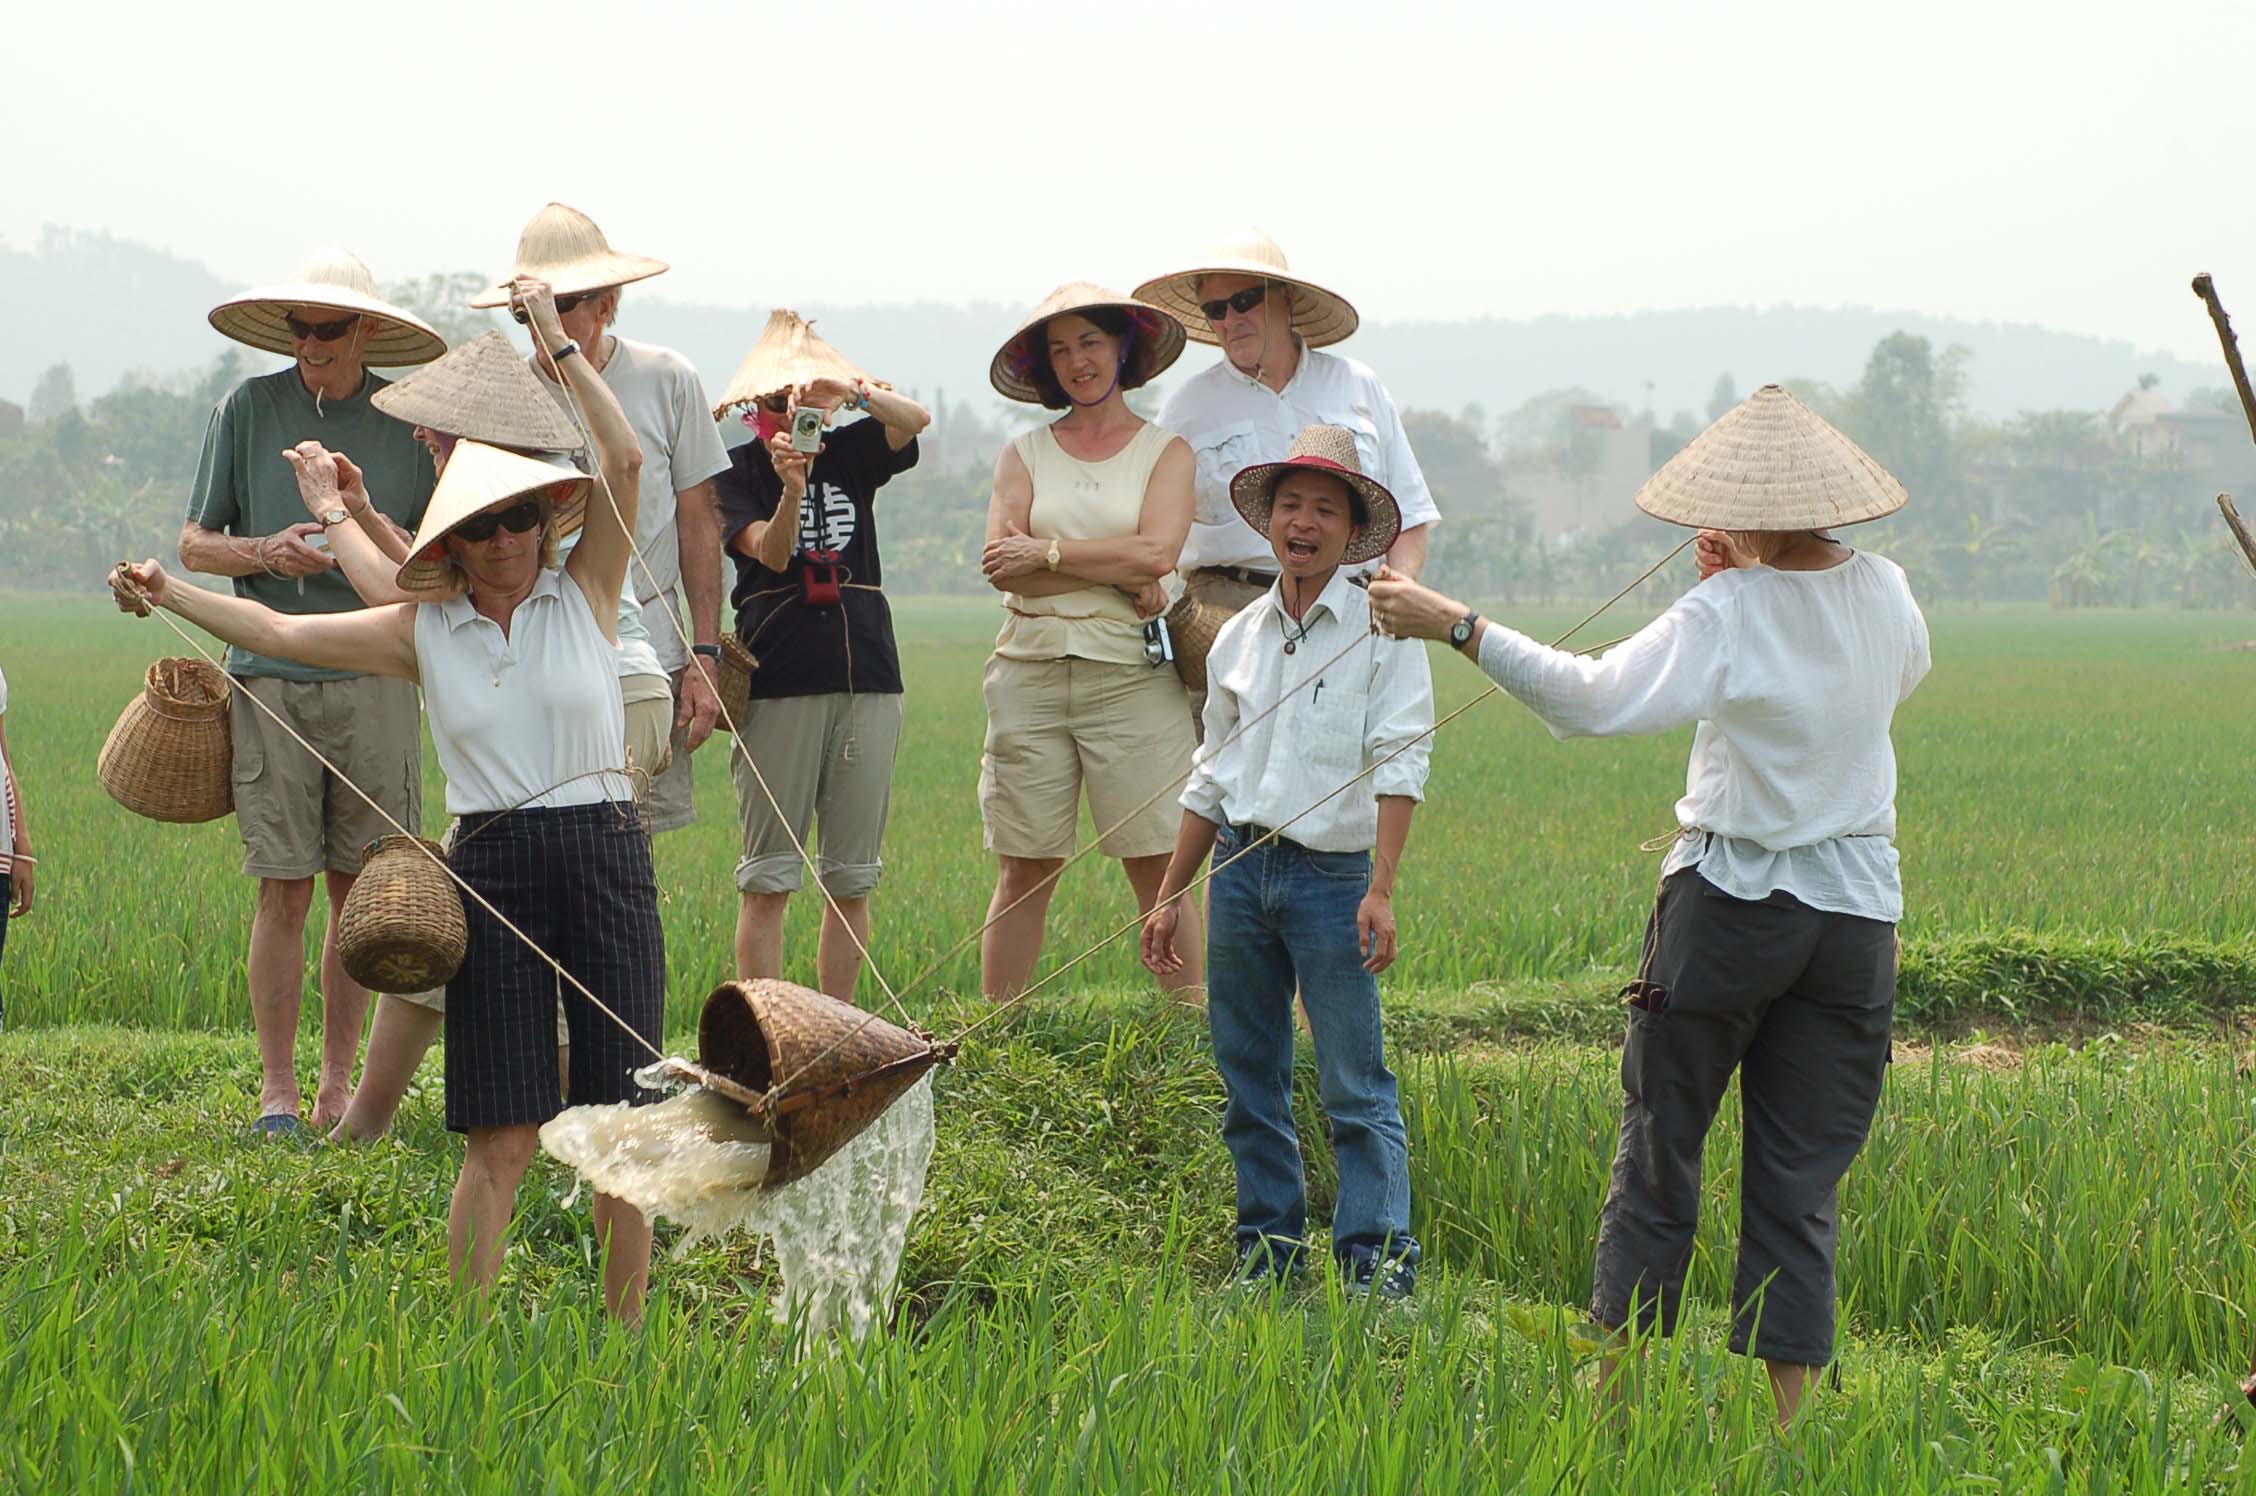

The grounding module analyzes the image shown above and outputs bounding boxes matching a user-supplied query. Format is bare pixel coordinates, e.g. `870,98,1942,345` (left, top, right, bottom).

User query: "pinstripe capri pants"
443,801,667,1133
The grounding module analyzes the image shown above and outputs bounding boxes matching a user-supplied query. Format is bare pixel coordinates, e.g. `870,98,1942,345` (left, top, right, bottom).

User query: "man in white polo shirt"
472,204,732,831
1136,231,1440,730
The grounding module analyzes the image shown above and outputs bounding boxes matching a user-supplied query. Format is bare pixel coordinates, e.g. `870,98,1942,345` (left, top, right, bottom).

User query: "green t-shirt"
186,368,438,680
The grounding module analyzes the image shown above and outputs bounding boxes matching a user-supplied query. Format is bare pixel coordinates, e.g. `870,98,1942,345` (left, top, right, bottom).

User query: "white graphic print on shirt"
800,483,858,555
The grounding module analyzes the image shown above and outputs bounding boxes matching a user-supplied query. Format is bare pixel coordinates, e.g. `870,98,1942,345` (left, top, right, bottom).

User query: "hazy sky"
12,0,2255,361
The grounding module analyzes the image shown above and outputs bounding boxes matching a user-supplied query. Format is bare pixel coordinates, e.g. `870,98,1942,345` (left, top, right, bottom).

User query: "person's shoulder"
1213,593,1273,649
1158,361,1234,426
612,337,702,384
1310,345,1386,390
225,367,296,408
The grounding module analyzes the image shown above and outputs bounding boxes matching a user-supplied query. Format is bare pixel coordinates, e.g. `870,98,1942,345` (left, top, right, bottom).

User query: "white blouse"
414,568,634,816
1474,550,1930,922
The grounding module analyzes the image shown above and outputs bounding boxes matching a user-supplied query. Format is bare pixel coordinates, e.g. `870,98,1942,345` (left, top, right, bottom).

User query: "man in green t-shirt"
182,248,446,1139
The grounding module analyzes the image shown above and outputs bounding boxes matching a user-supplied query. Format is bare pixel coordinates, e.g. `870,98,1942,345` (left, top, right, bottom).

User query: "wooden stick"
2190,274,2256,446
2220,494,2256,577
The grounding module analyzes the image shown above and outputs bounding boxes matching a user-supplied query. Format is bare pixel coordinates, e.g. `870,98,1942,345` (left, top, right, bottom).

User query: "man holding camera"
1135,231,1439,729
182,248,446,1137
711,312,929,1001
472,203,731,831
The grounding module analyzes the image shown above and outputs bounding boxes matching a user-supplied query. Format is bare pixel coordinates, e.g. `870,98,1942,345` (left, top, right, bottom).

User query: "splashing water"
540,1068,936,1343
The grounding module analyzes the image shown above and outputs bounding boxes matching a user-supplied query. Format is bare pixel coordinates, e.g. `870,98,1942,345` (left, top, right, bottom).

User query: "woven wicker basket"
97,657,234,823
337,835,467,992
1165,595,1230,697
714,634,759,734
697,979,942,1186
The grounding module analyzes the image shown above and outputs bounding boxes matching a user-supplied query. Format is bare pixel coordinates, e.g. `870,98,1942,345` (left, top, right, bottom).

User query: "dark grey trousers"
1590,869,1897,1365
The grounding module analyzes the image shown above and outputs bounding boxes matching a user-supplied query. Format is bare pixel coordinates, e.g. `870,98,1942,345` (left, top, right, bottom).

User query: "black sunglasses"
283,312,361,342
1198,284,1269,322
759,392,791,413
453,499,545,543
509,291,594,325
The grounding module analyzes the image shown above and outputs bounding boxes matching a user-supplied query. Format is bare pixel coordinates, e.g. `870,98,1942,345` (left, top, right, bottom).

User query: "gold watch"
1045,538,1061,571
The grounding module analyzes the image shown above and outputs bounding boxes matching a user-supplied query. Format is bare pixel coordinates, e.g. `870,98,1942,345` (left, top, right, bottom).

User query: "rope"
110,575,668,1064
519,314,915,1027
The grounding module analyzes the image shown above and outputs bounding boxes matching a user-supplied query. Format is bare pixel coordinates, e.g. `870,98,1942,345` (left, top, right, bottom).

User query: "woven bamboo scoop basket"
714,635,759,734
336,835,467,992
1164,595,1230,697
666,979,952,1187
97,657,234,823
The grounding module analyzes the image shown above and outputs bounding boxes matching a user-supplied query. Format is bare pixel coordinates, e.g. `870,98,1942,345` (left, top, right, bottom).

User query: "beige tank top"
995,420,1178,664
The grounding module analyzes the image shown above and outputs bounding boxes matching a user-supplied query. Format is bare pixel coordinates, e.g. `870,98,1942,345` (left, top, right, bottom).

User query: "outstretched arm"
112,559,419,682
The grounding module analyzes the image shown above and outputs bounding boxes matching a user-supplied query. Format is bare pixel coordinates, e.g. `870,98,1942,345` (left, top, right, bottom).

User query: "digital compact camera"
790,406,826,455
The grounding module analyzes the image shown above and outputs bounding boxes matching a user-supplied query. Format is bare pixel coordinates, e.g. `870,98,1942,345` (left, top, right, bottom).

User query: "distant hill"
0,226,2224,424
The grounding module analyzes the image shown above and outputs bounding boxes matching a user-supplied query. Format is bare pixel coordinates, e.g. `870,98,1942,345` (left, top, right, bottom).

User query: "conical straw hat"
1635,385,1908,531
989,282,1187,405
1229,424,1402,565
714,310,877,418
696,979,942,1187
468,203,669,307
208,246,447,366
371,332,586,452
1133,229,1359,349
395,440,590,592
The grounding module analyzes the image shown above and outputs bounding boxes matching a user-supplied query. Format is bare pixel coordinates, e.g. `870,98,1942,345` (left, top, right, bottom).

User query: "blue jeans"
1207,824,1417,1268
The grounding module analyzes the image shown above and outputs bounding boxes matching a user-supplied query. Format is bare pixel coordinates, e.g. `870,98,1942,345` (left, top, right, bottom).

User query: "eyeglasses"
509,291,594,325
1198,285,1269,322
759,392,791,413
283,312,361,342
452,499,545,543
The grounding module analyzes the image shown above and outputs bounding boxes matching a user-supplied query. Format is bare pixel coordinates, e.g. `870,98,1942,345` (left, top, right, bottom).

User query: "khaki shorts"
1181,569,1271,742
230,673,423,880
639,669,697,834
731,692,904,897
979,655,1195,861
622,673,674,798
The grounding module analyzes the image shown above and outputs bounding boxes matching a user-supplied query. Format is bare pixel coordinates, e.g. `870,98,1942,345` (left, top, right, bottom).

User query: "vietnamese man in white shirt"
1143,431,1433,1300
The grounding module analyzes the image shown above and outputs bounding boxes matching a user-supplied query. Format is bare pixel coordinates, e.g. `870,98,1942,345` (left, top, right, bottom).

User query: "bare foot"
310,1085,353,1131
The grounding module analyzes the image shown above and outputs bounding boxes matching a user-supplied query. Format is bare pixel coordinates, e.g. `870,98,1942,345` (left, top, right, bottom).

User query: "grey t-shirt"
187,368,437,680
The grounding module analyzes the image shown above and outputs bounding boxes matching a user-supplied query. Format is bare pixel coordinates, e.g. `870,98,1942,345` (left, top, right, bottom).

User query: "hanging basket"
336,834,467,992
1165,595,1230,697
685,979,949,1187
97,657,234,824
714,634,759,734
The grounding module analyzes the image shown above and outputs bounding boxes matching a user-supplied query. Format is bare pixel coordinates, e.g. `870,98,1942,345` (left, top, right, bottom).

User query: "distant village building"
0,400,22,440
1503,405,1660,541
2108,375,2256,488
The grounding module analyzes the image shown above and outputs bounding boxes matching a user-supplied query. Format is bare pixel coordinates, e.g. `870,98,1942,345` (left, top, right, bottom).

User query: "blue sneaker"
1232,1238,1305,1293
249,1112,313,1143
1340,1245,1417,1302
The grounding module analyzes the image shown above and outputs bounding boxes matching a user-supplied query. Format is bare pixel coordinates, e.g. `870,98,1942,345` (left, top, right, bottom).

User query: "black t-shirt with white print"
716,416,917,699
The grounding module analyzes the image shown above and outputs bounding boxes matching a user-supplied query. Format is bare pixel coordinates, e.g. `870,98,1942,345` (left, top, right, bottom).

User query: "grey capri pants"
1590,868,1897,1366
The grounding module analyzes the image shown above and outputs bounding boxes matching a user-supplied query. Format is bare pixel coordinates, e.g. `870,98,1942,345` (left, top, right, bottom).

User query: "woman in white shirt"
1368,385,1930,1427
975,283,1201,1003
116,281,663,1322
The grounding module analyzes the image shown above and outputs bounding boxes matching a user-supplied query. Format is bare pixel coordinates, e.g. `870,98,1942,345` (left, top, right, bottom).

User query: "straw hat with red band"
1133,229,1359,350
467,203,669,309
395,441,590,592
1229,424,1401,565
716,309,878,417
207,246,447,367
989,282,1187,405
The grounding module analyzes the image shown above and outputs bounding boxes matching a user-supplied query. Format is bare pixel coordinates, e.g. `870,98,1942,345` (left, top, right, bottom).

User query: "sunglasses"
452,499,545,543
759,392,791,413
509,291,594,325
283,312,361,342
1198,285,1269,322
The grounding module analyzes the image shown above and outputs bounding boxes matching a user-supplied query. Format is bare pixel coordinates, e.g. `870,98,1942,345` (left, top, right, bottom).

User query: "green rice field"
4,590,2256,1490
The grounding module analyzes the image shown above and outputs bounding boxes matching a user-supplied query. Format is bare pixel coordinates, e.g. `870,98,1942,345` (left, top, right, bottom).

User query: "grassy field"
5,589,2256,1490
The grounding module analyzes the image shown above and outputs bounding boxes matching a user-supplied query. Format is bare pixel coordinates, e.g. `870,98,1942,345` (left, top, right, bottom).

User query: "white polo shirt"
1157,340,1441,574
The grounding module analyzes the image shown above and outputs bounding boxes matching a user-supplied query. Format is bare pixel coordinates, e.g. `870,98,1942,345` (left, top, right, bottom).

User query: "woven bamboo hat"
395,441,590,591
1133,229,1359,349
371,332,585,452
467,203,669,308
990,282,1187,405
1230,424,1400,565
1635,384,1908,531
207,247,447,366
714,310,877,417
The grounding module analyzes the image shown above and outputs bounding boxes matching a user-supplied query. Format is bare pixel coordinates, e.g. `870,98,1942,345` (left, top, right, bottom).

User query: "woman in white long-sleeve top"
1368,385,1930,1427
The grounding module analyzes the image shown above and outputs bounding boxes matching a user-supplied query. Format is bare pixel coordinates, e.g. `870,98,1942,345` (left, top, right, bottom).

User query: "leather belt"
1195,564,1279,589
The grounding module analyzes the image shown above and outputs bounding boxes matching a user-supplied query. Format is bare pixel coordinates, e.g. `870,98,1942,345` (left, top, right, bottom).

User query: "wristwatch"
1045,538,1062,572
691,643,722,661
1449,611,1482,652
318,506,350,529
